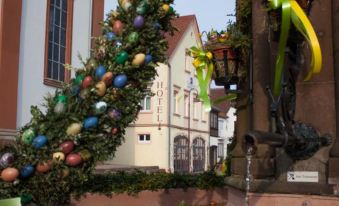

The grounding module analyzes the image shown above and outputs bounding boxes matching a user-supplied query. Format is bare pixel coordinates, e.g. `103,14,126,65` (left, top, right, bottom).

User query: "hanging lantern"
211,45,239,93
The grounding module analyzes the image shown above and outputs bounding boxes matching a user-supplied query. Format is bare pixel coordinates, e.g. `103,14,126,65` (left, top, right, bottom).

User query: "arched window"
193,138,205,172
173,136,189,173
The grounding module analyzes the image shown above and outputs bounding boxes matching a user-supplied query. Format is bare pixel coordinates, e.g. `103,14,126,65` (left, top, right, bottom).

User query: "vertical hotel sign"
156,81,164,127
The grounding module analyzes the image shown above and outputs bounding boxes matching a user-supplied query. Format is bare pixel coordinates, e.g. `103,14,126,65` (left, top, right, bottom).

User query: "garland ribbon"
270,0,322,96
189,46,213,112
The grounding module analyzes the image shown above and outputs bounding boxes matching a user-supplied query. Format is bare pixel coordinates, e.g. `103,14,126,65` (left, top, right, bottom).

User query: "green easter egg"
74,74,84,85
128,32,139,44
22,129,35,144
116,51,129,65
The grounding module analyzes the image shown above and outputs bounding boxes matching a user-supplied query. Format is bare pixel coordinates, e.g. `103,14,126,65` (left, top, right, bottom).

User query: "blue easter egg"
32,135,48,149
95,65,106,79
154,22,161,29
145,54,153,64
71,85,80,96
113,74,128,88
20,165,34,178
83,117,98,129
106,32,116,41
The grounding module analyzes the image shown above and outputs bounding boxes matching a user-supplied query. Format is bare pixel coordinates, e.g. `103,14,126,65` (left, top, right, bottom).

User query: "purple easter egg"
133,15,145,29
108,109,122,120
0,153,14,167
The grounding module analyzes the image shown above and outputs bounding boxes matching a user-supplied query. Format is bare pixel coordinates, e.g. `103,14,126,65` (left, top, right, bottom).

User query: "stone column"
231,0,275,179
329,0,339,185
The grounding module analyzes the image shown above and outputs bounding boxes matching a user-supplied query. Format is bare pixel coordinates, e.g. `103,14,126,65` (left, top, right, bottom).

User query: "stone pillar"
231,0,275,179
0,0,22,145
329,0,339,185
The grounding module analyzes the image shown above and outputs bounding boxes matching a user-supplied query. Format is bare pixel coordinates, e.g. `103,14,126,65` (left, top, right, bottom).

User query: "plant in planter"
203,21,250,93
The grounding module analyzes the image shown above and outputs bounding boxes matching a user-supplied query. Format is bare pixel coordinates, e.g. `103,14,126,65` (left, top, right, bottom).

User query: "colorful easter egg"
0,153,14,168
66,123,82,136
132,53,146,66
82,76,93,88
112,20,124,35
95,65,107,79
66,153,82,167
59,140,75,154
20,165,34,178
95,81,107,96
116,51,129,64
1,168,19,182
113,74,128,88
102,72,114,86
134,15,145,28
53,152,65,162
32,135,48,149
83,117,98,129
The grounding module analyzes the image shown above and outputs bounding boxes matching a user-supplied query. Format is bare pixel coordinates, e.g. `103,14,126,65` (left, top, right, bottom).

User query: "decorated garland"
0,0,176,205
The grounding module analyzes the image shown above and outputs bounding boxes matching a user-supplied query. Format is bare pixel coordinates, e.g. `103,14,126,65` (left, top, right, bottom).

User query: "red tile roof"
165,15,196,57
210,88,231,118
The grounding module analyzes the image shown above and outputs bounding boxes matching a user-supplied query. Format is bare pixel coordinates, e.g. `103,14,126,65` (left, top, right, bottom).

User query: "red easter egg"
36,161,51,173
1,167,19,182
112,20,124,35
102,72,114,86
66,153,82,167
112,128,119,135
60,140,75,154
82,76,93,88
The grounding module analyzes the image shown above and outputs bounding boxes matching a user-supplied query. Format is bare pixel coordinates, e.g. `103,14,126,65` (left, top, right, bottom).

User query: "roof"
165,15,197,57
210,88,231,118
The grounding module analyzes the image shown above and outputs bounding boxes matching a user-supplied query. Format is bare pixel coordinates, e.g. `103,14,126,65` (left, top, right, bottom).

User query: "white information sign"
287,171,319,183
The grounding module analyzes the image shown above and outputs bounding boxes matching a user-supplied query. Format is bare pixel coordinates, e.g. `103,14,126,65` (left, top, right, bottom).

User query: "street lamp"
211,45,239,93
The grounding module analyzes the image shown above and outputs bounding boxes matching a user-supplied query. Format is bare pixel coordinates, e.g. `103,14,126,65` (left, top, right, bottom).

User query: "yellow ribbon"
290,0,322,80
189,46,213,112
270,0,322,96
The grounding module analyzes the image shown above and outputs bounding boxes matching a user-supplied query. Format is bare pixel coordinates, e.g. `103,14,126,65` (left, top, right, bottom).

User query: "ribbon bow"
189,46,214,112
270,0,322,96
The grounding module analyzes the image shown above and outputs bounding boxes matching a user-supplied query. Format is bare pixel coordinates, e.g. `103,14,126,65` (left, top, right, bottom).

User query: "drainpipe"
168,63,172,172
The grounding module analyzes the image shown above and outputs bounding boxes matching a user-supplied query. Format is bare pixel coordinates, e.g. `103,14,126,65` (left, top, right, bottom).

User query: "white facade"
16,0,93,127
113,16,210,172
210,107,236,163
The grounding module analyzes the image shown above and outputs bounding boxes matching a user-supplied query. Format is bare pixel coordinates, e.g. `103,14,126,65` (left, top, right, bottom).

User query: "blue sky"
104,0,236,35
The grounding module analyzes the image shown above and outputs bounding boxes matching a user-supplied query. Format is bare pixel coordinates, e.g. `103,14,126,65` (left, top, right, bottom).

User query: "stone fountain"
223,0,339,205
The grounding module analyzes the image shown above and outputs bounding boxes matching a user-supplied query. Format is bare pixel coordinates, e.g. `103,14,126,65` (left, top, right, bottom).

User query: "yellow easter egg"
66,123,82,136
96,81,106,96
162,4,169,12
53,152,65,162
132,53,146,66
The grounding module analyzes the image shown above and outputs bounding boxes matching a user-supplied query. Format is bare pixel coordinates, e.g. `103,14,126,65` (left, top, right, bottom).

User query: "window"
174,90,179,115
217,143,224,158
218,120,223,136
210,112,218,129
138,134,151,143
140,96,151,111
185,55,192,73
193,138,205,172
193,94,199,119
44,0,73,87
184,94,189,117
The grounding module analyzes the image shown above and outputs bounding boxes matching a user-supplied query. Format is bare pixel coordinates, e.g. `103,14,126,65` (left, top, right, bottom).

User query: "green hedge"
72,171,225,198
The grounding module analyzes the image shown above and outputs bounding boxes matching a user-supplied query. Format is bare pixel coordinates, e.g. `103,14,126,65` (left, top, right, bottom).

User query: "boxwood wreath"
0,0,180,205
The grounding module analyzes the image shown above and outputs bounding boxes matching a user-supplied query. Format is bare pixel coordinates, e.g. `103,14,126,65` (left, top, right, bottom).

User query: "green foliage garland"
0,0,176,205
